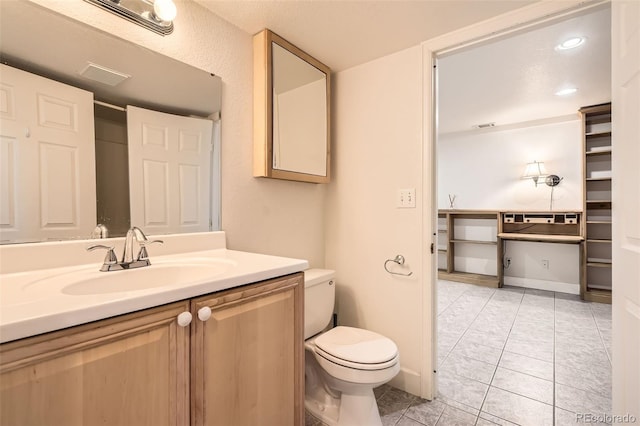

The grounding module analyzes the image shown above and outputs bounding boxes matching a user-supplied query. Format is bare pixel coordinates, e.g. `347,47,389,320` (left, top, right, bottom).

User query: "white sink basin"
21,258,236,296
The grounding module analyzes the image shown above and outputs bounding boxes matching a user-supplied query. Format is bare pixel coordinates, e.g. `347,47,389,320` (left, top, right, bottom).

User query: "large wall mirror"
0,1,222,244
253,29,331,184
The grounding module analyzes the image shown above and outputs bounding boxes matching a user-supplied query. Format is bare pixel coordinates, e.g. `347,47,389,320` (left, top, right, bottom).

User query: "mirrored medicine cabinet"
253,29,331,184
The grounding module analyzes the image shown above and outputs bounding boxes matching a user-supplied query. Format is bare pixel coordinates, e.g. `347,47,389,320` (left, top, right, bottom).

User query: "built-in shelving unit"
581,102,612,304
437,210,501,287
437,210,584,289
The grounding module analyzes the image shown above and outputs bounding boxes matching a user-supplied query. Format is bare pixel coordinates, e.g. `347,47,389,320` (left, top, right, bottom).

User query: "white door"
0,64,96,243
127,105,213,235
612,0,640,419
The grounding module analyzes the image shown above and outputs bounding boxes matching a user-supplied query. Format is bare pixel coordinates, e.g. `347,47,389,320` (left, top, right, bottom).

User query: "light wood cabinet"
580,102,613,303
0,273,304,426
191,273,304,426
0,301,190,426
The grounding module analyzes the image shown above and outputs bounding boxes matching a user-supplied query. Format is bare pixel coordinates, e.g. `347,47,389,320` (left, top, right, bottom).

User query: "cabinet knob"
198,306,212,322
177,311,193,327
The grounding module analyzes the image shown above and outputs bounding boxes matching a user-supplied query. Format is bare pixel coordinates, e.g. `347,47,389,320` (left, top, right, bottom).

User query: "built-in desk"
498,233,584,244
437,210,583,289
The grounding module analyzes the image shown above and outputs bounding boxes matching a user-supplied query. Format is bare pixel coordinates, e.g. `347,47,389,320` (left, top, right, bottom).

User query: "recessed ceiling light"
555,87,578,96
556,37,585,51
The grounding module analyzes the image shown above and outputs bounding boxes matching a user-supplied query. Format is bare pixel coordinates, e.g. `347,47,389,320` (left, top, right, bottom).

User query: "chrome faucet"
88,226,163,272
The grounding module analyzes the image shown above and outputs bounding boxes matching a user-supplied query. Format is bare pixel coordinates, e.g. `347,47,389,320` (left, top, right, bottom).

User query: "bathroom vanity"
0,232,307,426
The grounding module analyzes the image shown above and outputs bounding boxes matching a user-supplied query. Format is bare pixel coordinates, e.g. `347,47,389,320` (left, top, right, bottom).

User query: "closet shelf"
587,238,612,243
586,177,612,181
587,220,612,224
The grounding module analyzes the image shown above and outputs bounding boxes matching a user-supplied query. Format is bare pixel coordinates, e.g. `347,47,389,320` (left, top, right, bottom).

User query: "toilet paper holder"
384,255,413,276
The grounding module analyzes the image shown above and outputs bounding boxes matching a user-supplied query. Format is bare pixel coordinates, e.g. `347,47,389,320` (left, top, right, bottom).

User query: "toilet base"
305,387,382,426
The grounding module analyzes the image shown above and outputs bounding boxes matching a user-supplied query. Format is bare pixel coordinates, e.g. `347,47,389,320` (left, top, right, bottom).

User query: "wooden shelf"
450,239,497,245
437,210,501,287
586,149,612,156
587,262,613,268
498,233,583,243
586,131,612,137
581,102,612,304
438,271,499,288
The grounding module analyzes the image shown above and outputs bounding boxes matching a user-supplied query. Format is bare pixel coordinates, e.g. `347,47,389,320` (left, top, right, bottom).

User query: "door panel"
611,0,640,419
0,64,95,243
127,105,213,234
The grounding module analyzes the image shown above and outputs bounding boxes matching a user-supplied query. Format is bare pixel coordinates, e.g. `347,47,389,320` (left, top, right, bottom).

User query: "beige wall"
326,46,426,395
31,0,326,266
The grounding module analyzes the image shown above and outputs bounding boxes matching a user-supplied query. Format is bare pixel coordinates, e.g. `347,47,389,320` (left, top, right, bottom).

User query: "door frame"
420,0,609,399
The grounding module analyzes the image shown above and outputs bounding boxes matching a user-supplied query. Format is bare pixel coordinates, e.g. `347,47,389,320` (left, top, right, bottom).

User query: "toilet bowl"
304,269,400,426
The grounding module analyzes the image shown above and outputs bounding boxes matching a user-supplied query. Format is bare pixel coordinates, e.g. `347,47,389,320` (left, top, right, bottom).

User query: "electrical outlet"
541,259,549,269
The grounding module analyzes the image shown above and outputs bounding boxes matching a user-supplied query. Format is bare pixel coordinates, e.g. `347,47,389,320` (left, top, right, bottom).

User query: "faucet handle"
90,224,109,239
137,239,163,261
87,244,118,271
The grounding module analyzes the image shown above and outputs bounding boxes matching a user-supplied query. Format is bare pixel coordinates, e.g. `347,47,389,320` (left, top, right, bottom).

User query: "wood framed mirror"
253,29,331,184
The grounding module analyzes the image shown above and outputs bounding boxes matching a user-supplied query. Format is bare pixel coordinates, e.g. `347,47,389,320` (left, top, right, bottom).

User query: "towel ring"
384,255,413,276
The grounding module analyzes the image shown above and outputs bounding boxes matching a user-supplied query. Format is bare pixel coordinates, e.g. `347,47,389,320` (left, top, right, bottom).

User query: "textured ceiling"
196,0,536,72
438,5,611,133
202,1,611,133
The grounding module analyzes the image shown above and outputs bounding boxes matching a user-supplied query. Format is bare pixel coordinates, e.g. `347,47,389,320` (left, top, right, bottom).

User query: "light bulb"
154,0,177,22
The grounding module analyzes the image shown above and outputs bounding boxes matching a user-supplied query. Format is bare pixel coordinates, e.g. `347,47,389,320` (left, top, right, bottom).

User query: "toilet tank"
304,269,336,339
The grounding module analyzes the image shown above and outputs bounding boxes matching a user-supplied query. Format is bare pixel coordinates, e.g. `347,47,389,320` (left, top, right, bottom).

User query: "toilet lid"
314,326,398,365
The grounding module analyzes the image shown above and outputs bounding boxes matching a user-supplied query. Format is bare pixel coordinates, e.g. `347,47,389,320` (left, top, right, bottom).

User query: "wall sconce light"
522,160,548,187
522,161,563,187
84,0,177,36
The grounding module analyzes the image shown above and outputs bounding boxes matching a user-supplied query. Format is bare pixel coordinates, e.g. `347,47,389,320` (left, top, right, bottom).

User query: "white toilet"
304,269,400,426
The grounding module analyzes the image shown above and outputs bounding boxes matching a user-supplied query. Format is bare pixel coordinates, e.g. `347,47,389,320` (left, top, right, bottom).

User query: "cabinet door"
0,301,190,426
191,273,304,426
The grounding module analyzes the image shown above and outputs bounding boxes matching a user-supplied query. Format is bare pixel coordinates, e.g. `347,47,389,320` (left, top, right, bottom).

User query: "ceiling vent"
79,62,130,86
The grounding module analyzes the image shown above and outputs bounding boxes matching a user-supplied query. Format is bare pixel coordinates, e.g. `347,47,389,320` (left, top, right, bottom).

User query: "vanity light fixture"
522,160,547,187
84,0,177,36
555,87,578,96
556,37,585,51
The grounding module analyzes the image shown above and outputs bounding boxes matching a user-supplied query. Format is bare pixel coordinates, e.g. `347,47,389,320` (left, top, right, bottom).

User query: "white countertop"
0,235,308,343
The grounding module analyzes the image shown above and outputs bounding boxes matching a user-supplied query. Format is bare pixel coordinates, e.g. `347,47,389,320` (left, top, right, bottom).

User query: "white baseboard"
504,276,580,295
388,367,421,397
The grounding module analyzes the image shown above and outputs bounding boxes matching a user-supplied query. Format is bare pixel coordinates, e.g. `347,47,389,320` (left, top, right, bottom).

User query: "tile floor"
306,280,612,426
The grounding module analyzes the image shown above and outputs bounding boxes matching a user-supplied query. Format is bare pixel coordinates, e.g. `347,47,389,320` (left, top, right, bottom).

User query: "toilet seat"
314,326,398,370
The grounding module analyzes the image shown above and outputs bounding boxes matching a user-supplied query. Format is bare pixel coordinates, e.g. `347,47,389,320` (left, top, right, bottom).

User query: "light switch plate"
397,188,416,208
